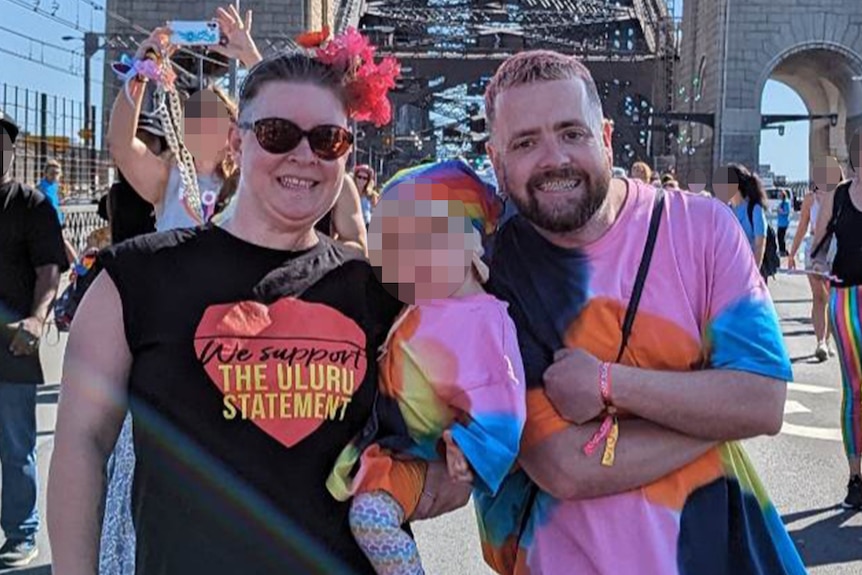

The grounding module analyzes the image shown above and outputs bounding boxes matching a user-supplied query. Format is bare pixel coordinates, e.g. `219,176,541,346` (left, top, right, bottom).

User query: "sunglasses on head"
237,118,353,161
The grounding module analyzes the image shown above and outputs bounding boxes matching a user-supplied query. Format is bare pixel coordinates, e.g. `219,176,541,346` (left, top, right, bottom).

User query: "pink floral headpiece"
296,27,400,127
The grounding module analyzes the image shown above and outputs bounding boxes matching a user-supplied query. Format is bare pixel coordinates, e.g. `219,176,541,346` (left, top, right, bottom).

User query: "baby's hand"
443,430,474,484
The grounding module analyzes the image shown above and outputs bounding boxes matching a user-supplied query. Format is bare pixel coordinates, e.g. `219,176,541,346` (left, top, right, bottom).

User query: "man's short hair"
44,159,61,171
484,50,604,131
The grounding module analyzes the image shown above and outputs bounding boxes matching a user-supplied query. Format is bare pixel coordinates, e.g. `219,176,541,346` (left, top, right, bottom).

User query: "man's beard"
501,165,611,233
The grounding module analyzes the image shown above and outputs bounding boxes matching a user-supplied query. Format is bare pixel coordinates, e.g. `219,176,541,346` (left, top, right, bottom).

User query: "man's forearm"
611,365,786,440
32,265,61,322
47,434,109,575
520,419,716,500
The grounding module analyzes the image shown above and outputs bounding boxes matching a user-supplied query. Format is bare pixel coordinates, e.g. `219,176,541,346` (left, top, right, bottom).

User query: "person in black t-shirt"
0,110,69,569
48,37,471,575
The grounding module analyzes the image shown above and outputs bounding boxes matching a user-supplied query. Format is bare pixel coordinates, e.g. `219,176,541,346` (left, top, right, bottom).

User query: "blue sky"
0,0,810,180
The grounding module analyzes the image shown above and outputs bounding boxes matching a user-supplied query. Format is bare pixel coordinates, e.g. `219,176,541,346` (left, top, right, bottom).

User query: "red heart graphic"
194,298,368,448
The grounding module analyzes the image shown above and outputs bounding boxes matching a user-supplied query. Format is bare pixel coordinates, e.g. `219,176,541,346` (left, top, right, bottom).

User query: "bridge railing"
60,204,104,255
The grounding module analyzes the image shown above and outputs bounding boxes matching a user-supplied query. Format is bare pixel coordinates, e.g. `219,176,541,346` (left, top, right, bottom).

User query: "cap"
381,160,503,237
0,107,20,143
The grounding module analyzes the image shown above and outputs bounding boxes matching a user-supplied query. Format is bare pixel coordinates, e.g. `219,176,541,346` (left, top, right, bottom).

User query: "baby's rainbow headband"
380,160,503,236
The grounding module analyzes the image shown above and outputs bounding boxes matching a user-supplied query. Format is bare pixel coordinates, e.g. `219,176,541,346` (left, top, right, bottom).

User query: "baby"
326,160,527,574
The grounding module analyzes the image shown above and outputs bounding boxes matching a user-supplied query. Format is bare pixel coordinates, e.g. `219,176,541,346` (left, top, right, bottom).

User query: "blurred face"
368,193,478,304
354,170,370,192
230,81,349,229
184,90,232,163
45,165,61,182
1,128,13,178
488,78,613,234
687,168,707,194
811,156,843,193
712,167,739,203
631,164,649,182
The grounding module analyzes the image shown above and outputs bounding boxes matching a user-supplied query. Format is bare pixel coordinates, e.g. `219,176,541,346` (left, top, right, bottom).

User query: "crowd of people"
2,6,862,575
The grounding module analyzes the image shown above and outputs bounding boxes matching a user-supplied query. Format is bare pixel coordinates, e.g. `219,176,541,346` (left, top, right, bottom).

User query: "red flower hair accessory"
294,27,400,127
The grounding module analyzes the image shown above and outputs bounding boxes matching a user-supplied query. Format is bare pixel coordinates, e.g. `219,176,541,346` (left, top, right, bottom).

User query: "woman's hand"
135,26,175,62
212,5,262,68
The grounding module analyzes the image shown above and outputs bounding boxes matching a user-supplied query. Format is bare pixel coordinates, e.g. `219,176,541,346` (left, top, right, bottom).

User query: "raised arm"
332,176,368,255
106,29,171,207
47,272,132,575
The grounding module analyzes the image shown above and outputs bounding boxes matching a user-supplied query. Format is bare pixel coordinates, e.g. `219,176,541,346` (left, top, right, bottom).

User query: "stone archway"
677,0,862,184
759,43,862,177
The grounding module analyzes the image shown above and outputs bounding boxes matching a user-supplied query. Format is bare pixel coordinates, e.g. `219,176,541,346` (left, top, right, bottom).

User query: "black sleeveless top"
831,181,862,287
97,226,401,575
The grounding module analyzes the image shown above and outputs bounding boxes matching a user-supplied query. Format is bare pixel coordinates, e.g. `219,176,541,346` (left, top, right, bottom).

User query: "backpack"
811,181,850,261
747,202,780,278
53,250,100,332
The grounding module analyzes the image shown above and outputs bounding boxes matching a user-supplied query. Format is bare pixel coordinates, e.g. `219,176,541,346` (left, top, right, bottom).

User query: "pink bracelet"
583,362,620,467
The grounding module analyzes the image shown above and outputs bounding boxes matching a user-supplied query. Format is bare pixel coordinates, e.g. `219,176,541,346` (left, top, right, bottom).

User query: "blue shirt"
732,201,766,250
360,195,373,226
37,179,64,225
777,199,791,228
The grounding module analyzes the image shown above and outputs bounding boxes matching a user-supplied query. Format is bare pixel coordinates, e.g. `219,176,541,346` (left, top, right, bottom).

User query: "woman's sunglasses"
238,118,353,161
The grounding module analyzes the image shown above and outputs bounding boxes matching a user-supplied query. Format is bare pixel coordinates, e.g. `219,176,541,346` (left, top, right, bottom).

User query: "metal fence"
61,204,105,255
2,83,112,198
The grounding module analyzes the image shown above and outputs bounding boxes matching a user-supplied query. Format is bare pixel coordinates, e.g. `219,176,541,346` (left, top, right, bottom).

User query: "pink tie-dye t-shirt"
479,179,803,575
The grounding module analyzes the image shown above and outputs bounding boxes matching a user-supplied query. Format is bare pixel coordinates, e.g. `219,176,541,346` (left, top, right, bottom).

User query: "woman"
776,189,791,256
630,160,652,184
788,160,843,361
106,3,264,231
724,164,768,273
99,21,260,575
810,136,862,509
106,66,242,231
47,32,469,575
353,164,378,227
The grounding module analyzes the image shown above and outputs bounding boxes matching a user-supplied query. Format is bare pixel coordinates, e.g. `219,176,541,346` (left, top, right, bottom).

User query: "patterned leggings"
350,491,425,575
830,286,862,460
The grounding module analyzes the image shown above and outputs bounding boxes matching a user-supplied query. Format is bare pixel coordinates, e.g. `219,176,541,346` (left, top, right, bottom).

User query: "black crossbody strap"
811,183,849,259
515,188,666,553
616,187,665,363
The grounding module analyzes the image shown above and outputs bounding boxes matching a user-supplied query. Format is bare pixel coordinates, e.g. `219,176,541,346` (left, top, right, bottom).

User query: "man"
0,109,69,568
35,159,78,265
477,51,805,574
36,159,64,226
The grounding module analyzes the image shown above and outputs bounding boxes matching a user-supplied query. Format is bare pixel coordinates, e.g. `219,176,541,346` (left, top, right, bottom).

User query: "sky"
0,0,811,180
